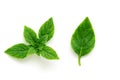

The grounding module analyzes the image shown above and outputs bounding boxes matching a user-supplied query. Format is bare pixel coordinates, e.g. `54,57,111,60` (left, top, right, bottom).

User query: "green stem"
78,47,82,66
78,56,81,65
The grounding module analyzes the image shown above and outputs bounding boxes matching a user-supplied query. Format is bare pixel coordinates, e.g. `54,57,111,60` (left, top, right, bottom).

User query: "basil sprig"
5,18,59,60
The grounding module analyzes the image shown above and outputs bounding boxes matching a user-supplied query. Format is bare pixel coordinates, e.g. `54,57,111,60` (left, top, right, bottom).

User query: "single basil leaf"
40,46,59,60
5,44,29,58
27,46,36,55
71,17,95,65
35,44,46,56
38,35,48,44
24,26,37,45
38,17,54,41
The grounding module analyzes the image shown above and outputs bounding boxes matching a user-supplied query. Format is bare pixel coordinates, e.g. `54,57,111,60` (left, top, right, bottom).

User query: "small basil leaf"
71,17,95,65
38,35,48,44
5,44,29,59
35,44,46,56
40,46,59,60
27,46,36,55
38,17,54,41
24,26,37,45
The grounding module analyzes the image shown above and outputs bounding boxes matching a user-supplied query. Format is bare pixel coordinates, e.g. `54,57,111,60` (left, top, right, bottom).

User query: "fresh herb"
5,18,59,60
71,17,95,65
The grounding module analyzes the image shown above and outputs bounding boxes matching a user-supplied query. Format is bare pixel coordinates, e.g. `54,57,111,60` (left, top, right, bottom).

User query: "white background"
0,0,120,80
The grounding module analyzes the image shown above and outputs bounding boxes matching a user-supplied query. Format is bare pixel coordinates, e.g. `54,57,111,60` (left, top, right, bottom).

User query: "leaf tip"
49,17,53,21
4,49,8,53
4,48,10,54
51,55,60,60
47,17,54,23
24,25,28,29
85,16,90,21
56,56,60,60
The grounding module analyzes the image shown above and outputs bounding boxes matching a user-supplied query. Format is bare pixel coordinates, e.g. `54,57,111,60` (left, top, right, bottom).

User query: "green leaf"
38,17,54,41
27,46,36,55
71,17,95,65
24,26,37,45
35,44,46,56
40,46,59,60
38,35,48,44
5,44,29,59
